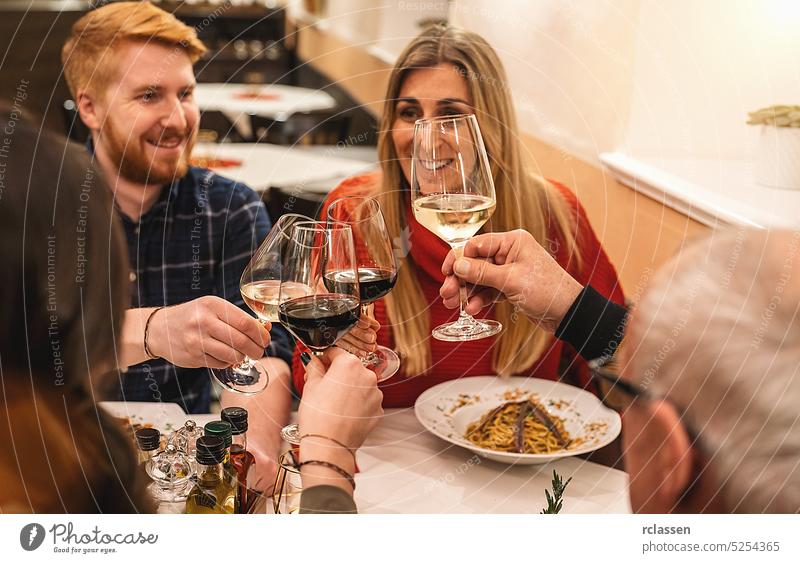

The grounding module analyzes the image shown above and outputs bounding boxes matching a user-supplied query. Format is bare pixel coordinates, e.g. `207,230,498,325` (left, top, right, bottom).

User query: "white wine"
240,280,313,323
412,193,496,245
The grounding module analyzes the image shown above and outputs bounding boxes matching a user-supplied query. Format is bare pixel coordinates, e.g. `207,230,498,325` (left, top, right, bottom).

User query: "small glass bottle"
146,444,193,503
135,428,161,465
168,419,203,475
203,420,240,513
221,407,256,512
185,436,237,514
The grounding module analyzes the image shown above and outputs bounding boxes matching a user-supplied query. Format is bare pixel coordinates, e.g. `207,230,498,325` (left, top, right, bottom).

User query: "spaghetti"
465,399,572,454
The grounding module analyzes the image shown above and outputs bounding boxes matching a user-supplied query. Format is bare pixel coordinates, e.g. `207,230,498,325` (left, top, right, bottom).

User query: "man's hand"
148,296,270,368
440,230,583,333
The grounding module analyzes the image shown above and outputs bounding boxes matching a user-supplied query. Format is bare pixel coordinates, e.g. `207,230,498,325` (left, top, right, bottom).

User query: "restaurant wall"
623,0,800,161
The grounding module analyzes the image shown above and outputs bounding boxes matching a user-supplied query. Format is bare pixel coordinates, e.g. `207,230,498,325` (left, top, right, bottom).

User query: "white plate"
414,376,622,465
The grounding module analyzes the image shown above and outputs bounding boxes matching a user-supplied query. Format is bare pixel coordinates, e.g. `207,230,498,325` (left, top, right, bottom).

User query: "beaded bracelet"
143,306,165,360
296,460,356,490
298,434,357,464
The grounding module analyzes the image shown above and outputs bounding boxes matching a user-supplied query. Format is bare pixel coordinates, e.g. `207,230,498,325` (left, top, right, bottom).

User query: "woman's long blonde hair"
379,24,579,377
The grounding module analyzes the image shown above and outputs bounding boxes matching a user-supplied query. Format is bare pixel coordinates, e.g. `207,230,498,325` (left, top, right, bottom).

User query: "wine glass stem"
360,304,381,365
458,278,471,320
451,242,474,322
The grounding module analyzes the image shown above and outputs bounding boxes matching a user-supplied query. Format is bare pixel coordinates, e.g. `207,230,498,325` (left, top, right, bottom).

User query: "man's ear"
75,90,102,132
623,399,694,513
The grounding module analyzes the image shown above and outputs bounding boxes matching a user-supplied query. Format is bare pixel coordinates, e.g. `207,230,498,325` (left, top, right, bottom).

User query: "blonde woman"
292,24,624,407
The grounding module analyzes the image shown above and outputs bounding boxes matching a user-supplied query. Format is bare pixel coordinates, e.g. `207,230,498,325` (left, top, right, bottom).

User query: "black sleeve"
554,284,628,360
299,485,358,514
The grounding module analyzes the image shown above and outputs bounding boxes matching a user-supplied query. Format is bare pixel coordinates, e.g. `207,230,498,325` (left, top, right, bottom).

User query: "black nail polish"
300,352,311,366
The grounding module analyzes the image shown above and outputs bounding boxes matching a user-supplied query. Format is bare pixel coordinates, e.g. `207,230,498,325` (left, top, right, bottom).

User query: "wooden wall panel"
293,18,391,118
519,136,710,293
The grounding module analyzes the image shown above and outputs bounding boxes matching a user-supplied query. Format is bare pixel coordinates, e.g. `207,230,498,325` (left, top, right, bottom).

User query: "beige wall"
519,135,709,293
289,14,710,293
449,0,640,165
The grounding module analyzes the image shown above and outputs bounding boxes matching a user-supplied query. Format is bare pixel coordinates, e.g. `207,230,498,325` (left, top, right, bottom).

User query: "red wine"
279,294,361,350
324,267,397,304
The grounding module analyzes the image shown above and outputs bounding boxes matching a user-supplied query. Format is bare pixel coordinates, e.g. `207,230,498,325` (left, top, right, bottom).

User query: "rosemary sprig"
540,470,572,514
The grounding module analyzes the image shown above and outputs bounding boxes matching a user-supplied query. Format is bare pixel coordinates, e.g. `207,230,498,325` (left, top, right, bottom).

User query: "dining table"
101,401,631,514
194,83,338,140
191,142,375,193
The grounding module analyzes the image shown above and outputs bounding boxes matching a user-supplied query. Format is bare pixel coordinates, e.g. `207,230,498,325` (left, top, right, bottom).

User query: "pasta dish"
465,399,573,454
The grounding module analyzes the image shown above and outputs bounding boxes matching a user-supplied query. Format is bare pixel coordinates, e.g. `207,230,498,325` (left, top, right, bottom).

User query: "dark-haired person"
0,108,151,512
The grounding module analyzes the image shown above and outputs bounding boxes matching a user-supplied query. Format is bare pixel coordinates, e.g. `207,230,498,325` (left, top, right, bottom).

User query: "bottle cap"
134,428,161,452
195,435,225,465
203,420,232,448
220,407,248,434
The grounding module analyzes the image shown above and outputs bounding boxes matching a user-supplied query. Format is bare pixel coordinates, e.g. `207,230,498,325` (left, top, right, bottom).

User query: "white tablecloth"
100,402,630,514
192,142,375,192
195,83,337,139
355,409,631,514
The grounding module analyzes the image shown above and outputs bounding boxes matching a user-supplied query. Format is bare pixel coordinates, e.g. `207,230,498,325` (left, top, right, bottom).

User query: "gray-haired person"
621,228,800,513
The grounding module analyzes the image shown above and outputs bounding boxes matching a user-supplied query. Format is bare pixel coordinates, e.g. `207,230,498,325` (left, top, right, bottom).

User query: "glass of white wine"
212,213,312,394
410,114,502,341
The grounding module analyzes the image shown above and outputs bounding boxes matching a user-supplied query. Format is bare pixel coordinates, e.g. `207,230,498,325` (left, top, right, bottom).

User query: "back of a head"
627,229,800,513
0,107,149,513
0,107,128,379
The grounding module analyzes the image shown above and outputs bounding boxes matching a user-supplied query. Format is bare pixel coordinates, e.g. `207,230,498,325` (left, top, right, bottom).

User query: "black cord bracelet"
143,306,165,360
296,460,356,490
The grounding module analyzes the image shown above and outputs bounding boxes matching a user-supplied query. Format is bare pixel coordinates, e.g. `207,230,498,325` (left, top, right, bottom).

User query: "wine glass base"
211,362,269,394
432,319,502,342
365,345,400,382
148,481,192,504
280,424,300,445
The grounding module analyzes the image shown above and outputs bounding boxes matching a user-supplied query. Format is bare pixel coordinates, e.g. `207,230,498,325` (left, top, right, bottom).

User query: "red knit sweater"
291,172,625,408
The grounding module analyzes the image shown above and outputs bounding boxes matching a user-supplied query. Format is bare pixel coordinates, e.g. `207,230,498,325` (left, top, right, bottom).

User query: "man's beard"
102,117,196,186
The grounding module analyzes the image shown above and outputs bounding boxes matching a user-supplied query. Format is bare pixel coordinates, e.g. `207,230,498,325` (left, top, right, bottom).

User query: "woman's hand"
335,304,379,359
298,348,384,494
300,347,384,449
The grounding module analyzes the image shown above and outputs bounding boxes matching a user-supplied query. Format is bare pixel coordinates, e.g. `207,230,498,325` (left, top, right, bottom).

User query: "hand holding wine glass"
278,221,362,442
326,196,400,381
212,213,310,394
410,113,502,341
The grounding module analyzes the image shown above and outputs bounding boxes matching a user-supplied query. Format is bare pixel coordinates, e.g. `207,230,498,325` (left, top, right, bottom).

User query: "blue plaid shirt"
98,146,293,413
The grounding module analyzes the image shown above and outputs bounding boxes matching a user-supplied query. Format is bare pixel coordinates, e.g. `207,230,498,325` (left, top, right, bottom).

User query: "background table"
194,83,337,139
101,402,630,514
192,142,375,193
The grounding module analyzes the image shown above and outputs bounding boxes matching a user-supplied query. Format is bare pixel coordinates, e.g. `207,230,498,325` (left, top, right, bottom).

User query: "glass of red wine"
211,213,311,394
326,196,400,381
278,220,362,442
